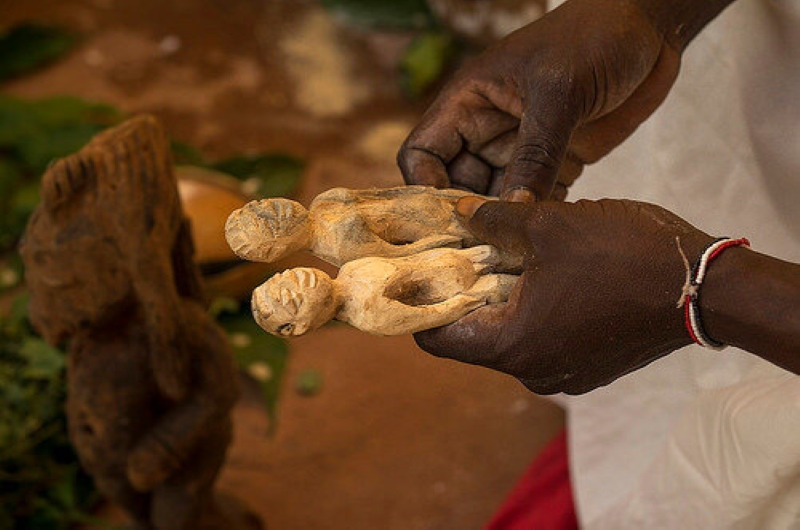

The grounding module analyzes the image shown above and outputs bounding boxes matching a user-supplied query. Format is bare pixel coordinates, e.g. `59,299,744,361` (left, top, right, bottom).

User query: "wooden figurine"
225,186,521,271
251,245,518,337
21,116,256,529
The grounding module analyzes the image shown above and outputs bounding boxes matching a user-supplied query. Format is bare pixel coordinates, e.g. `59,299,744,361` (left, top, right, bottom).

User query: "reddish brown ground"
1,1,563,528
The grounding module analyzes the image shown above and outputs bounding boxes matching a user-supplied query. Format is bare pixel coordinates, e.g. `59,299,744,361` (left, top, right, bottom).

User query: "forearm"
702,248,800,374
633,0,739,51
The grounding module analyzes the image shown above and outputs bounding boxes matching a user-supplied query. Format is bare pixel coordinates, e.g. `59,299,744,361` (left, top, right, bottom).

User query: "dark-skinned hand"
397,0,683,201
414,197,716,395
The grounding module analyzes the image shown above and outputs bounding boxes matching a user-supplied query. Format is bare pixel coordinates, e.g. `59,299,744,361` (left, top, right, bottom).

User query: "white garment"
546,0,800,527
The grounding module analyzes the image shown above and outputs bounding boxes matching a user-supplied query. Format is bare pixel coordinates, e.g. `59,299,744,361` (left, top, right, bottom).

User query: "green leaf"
170,140,207,166
0,95,121,174
19,338,65,379
400,31,455,98
216,305,289,428
212,154,303,198
7,292,31,332
0,24,76,81
321,0,434,29
208,297,240,319
295,370,323,397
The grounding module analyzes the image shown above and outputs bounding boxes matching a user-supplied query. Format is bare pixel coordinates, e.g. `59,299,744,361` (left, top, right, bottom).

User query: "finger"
416,273,552,382
550,182,569,201
487,167,505,197
476,129,517,168
413,303,507,366
501,96,579,201
397,145,451,188
557,152,584,189
448,152,492,194
456,198,536,256
398,106,465,187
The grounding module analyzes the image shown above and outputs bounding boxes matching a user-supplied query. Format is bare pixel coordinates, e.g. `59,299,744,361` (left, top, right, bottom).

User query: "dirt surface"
2,1,564,528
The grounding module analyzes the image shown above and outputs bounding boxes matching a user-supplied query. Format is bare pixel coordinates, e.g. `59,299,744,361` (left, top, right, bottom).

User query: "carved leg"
465,274,519,304
372,294,487,335
149,429,228,530
373,233,464,258
462,244,502,274
93,475,151,528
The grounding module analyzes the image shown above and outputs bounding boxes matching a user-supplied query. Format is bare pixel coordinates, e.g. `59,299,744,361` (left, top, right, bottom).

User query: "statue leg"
149,423,225,529
466,274,519,303
149,426,258,530
92,475,151,528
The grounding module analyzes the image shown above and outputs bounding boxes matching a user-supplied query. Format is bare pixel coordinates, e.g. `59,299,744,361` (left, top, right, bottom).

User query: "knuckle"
513,141,561,172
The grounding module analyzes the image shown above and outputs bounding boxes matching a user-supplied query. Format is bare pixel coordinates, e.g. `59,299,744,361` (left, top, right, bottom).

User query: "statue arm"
350,294,486,336
127,314,238,492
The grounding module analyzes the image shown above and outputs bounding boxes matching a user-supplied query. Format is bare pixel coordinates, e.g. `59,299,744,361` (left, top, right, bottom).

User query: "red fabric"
486,429,578,530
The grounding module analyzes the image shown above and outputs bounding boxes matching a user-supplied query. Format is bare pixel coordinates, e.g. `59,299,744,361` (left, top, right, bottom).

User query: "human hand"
398,0,681,200
414,197,715,394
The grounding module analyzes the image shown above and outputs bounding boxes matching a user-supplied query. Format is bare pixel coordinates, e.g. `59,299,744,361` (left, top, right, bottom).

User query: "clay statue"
251,245,518,337
21,116,257,529
225,186,521,271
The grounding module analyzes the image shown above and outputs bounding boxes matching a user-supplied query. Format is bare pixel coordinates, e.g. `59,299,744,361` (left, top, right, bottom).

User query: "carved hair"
252,268,335,336
225,198,312,263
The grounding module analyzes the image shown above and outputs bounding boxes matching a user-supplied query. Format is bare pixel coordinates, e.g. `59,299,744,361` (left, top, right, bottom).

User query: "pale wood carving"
225,186,521,270
251,246,517,337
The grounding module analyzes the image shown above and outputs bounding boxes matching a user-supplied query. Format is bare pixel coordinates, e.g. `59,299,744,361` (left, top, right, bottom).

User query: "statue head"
20,195,133,346
225,198,312,263
251,268,338,337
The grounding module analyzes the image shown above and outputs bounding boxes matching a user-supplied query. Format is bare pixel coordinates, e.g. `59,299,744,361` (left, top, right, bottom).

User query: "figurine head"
251,268,338,337
20,207,133,345
225,198,312,263
19,116,187,346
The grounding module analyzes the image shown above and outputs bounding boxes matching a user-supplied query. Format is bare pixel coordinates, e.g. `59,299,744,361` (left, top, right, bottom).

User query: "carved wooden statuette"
225,186,523,337
225,185,521,270
20,116,257,529
252,246,517,337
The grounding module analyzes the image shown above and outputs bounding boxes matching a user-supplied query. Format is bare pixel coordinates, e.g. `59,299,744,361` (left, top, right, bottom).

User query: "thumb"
456,197,535,256
501,104,577,201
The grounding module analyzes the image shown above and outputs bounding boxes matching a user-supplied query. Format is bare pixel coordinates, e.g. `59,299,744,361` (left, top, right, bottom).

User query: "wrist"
699,247,800,370
631,0,738,51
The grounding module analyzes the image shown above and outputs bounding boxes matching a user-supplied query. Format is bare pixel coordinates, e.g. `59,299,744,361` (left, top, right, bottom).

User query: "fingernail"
456,196,487,219
501,187,536,203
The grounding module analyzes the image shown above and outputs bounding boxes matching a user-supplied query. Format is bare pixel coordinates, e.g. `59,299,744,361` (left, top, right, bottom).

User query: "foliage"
211,299,290,430
0,25,76,81
0,95,122,253
0,294,98,529
295,370,323,397
320,0,434,29
212,154,303,199
400,31,456,98
0,26,300,524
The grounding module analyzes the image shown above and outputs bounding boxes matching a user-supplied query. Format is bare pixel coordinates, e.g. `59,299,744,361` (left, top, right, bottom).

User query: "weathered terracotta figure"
21,116,252,529
251,245,518,337
225,186,521,270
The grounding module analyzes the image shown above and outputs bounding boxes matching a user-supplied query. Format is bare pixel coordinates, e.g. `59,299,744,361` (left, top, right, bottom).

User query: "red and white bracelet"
677,237,750,349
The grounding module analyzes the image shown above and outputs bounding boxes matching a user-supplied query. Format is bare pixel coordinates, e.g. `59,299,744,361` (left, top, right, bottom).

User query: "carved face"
251,268,336,337
20,209,132,345
225,198,312,263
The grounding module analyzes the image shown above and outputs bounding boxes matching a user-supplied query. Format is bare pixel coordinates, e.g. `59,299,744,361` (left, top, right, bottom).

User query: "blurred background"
0,1,563,528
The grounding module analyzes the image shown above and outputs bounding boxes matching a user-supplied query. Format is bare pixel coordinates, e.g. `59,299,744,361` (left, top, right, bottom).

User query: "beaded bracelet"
676,237,750,349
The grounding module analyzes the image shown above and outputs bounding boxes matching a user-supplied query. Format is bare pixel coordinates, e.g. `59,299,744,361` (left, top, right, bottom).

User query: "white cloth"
545,0,800,527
